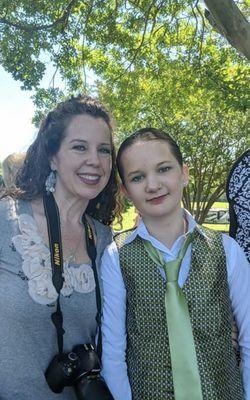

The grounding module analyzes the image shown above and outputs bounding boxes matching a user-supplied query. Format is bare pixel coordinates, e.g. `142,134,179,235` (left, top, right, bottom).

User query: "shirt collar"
124,208,209,248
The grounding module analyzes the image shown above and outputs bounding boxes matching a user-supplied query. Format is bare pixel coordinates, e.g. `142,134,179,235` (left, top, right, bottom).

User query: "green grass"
209,202,228,209
203,223,229,232
113,203,229,233
203,202,229,232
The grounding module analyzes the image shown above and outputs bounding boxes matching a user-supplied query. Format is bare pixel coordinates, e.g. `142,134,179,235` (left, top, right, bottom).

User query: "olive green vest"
115,227,244,400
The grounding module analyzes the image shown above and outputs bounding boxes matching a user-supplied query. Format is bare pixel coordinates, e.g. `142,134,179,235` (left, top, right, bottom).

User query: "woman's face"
121,139,188,224
51,114,112,204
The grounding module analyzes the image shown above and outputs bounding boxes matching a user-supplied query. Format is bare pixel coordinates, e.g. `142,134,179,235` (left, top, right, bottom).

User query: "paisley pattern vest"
226,149,250,262
114,227,244,400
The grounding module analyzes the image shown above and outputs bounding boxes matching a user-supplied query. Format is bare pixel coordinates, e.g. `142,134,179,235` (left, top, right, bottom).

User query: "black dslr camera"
45,344,114,400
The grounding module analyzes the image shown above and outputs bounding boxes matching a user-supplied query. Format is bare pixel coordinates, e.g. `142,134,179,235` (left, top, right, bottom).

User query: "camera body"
45,344,114,400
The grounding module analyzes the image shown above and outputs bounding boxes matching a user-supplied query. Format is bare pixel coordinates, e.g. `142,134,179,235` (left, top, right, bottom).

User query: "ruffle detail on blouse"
12,213,95,305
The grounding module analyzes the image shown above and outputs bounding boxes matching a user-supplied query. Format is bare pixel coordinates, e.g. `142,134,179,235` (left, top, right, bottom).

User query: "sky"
0,66,37,161
0,63,96,162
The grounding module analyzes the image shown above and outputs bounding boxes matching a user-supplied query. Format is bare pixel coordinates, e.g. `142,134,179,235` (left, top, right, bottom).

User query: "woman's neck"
53,191,89,226
143,210,186,249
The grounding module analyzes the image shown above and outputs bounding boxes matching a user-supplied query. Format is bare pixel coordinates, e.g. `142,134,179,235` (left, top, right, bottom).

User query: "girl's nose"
145,176,161,192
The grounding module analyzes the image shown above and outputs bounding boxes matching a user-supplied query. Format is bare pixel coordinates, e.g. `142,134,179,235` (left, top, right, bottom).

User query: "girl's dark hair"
11,95,121,225
116,127,183,184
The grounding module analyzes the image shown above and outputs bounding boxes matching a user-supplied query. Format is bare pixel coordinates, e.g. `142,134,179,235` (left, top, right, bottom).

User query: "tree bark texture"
204,0,250,59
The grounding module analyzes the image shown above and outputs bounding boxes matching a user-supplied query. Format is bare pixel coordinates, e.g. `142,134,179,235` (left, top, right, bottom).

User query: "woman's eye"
73,145,86,151
99,147,111,155
159,166,171,173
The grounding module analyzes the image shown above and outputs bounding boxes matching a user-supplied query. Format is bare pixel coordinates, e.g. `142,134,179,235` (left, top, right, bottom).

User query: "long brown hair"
7,95,121,225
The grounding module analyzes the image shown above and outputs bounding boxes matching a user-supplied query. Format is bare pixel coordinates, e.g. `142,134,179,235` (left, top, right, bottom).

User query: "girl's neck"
143,210,187,249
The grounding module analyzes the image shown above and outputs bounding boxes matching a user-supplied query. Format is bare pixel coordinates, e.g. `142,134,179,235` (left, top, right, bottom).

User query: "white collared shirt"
101,210,250,400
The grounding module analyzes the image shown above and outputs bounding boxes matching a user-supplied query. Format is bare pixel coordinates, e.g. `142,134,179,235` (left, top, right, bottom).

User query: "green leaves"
0,0,249,221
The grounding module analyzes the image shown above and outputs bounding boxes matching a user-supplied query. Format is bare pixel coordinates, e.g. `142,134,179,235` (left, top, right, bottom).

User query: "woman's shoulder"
87,216,113,248
0,198,33,240
0,196,31,217
0,196,16,219
89,216,112,236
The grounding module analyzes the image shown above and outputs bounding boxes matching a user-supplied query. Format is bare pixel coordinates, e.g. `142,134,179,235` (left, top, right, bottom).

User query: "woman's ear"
182,164,189,187
50,157,57,172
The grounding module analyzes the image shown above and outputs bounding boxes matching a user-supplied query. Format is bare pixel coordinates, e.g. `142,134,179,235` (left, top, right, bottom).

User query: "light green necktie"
143,234,203,400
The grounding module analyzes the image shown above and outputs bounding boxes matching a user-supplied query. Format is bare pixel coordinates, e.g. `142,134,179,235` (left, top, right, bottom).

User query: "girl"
101,128,250,400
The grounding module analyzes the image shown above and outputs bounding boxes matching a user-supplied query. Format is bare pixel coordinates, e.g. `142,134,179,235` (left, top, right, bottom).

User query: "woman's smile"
51,114,112,202
77,172,102,185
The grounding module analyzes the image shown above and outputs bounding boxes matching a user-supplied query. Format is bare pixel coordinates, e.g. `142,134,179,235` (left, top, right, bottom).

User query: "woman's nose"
86,148,100,166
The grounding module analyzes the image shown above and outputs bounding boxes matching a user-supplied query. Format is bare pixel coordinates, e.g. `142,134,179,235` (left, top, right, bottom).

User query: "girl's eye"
131,175,143,183
159,166,171,173
72,144,86,151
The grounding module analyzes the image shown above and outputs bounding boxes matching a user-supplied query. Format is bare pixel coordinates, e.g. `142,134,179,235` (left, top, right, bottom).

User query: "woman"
0,95,119,399
101,128,250,400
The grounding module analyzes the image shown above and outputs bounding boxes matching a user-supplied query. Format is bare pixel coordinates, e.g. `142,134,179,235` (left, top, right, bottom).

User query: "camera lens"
68,352,78,362
61,352,79,377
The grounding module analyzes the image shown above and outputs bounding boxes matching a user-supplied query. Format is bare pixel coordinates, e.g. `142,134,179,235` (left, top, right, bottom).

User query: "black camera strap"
43,192,65,354
43,192,103,359
81,213,103,359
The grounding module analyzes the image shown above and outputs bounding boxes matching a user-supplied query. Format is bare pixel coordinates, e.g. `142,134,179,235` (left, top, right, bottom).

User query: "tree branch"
0,0,78,32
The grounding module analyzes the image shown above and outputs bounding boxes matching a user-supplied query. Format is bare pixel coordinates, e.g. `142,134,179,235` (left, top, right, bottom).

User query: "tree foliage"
97,37,248,222
0,0,249,222
1,0,249,90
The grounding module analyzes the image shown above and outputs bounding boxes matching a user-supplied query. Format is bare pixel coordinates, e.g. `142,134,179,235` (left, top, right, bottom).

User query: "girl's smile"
146,194,169,204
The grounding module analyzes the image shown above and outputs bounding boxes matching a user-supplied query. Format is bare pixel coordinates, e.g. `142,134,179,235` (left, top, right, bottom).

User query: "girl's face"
51,114,112,204
121,140,188,224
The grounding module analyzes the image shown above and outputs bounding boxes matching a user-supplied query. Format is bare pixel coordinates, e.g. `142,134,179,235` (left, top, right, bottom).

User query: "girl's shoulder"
196,224,222,237
114,227,136,248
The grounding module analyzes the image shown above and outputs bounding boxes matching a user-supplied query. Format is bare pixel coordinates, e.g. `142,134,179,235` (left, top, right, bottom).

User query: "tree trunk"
204,0,250,59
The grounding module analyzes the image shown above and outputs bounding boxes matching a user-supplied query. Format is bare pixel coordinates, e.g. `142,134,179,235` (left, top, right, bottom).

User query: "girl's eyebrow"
127,160,173,177
69,139,111,146
127,169,142,178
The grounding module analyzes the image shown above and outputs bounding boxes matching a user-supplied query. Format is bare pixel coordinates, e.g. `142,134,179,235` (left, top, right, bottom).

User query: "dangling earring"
45,170,56,194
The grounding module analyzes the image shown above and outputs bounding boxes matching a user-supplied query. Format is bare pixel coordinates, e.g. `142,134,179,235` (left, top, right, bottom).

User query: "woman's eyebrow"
69,139,87,144
157,160,172,166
